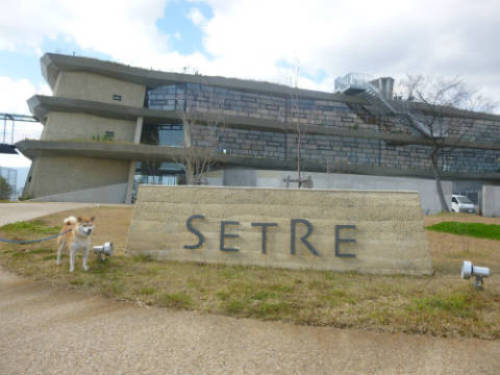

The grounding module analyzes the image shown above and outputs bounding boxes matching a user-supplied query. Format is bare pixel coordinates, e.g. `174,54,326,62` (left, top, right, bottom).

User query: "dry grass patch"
0,208,499,339
424,212,500,226
424,213,500,275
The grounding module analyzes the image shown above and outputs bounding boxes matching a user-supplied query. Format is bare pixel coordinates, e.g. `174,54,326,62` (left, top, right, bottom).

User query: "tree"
292,66,305,188
0,176,13,200
178,81,227,185
396,75,497,211
287,63,310,189
138,126,163,184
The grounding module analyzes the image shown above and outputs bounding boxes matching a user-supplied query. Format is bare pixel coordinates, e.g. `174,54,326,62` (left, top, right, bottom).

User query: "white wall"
221,168,452,215
482,185,500,217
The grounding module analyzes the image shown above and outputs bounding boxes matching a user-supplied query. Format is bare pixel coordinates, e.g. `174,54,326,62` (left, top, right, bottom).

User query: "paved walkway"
1,203,499,374
0,202,96,227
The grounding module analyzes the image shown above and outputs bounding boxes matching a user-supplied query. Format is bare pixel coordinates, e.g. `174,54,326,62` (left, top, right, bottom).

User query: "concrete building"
17,54,500,213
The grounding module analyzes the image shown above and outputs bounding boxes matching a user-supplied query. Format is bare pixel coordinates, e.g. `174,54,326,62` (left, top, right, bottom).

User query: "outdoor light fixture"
93,242,114,261
461,260,490,289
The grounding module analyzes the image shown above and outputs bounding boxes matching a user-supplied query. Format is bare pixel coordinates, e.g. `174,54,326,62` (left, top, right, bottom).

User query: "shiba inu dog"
56,216,95,272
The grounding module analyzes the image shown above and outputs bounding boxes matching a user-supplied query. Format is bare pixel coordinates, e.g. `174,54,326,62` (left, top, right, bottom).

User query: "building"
17,53,500,213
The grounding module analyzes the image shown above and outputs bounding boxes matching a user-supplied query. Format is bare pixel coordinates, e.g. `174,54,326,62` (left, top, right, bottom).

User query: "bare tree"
177,82,227,185
134,125,164,185
292,65,304,188
397,74,497,211
180,114,217,185
285,63,310,189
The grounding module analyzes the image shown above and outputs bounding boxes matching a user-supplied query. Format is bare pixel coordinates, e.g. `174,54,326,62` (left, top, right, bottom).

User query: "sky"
1,0,500,169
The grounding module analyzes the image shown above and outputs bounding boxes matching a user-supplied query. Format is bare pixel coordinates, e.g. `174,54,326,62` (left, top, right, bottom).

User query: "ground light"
461,260,490,289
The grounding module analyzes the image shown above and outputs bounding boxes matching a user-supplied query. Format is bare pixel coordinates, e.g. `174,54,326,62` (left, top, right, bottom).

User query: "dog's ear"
90,216,95,222
77,216,82,223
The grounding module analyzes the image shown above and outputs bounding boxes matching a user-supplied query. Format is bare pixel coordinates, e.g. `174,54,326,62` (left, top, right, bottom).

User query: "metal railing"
1,113,39,145
334,73,374,92
335,74,442,139
0,113,41,145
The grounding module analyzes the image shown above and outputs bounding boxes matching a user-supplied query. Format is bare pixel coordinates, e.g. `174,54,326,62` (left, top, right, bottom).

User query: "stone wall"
148,83,408,134
147,83,500,175
127,186,433,275
189,123,500,174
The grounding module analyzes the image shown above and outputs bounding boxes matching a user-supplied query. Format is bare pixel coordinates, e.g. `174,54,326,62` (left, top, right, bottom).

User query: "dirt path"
1,203,499,374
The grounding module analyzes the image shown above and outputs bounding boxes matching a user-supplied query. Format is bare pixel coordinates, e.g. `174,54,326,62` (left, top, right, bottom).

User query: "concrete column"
125,117,144,203
133,116,144,143
482,185,500,217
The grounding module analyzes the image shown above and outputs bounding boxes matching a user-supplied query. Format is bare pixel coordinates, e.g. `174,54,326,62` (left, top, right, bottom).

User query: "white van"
450,194,476,213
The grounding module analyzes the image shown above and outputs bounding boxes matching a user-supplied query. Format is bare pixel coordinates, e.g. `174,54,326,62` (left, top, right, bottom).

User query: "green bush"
0,176,13,200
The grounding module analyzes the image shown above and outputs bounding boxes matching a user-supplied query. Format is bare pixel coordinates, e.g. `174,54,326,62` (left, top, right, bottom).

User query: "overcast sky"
1,0,500,167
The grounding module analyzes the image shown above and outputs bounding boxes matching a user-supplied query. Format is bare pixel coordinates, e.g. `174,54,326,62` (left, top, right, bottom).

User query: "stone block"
127,186,433,275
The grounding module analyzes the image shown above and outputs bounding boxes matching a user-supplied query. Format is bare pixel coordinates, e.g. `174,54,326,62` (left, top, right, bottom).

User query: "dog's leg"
56,238,65,265
82,244,89,271
69,244,76,273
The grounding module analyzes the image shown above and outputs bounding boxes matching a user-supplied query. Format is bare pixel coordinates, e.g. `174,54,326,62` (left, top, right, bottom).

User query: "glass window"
147,84,185,111
457,196,473,204
141,123,184,147
132,161,186,203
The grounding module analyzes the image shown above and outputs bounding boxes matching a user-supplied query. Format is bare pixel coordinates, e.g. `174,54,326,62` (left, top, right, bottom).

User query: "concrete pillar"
125,117,144,203
133,116,144,143
482,184,500,217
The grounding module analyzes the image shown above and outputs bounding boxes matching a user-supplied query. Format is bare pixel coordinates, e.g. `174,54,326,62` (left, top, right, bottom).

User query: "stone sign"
127,186,433,275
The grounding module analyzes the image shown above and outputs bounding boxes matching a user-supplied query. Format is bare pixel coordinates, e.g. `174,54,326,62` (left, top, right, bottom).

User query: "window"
132,161,186,202
146,85,185,111
457,196,473,204
104,131,114,141
135,161,185,184
141,123,184,147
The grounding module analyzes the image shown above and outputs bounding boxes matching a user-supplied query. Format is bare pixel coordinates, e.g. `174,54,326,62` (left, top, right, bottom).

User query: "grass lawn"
0,207,499,339
427,221,500,240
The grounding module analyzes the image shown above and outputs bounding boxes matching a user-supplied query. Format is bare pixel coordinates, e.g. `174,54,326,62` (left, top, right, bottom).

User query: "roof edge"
40,53,364,104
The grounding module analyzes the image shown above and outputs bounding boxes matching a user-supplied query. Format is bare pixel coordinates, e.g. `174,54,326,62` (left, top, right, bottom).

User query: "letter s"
184,215,205,249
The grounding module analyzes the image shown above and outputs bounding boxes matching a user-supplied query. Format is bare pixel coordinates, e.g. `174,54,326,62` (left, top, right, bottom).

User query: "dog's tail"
63,216,77,226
